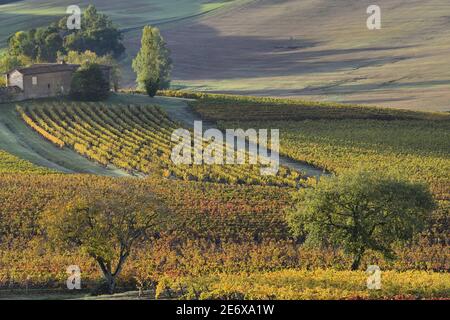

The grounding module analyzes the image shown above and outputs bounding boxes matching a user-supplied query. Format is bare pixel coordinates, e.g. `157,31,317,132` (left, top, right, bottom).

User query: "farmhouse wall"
22,70,74,99
1,63,111,103
7,70,24,90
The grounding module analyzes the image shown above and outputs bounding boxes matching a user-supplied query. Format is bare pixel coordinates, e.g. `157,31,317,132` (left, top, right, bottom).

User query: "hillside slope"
163,0,450,111
0,102,130,176
0,0,239,45
1,0,449,111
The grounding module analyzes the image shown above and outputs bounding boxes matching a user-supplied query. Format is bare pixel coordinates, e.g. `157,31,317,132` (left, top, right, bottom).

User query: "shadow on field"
164,23,415,81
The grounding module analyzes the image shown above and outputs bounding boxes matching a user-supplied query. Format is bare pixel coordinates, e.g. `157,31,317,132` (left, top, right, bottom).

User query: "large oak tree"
287,170,435,270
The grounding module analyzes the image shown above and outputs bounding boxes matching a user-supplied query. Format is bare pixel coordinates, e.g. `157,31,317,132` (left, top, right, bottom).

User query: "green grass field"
163,0,450,111
2,1,450,110
0,0,244,88
0,0,239,46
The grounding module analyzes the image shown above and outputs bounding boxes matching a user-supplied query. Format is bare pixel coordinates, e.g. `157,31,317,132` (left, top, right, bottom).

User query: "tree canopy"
59,5,125,58
132,26,172,96
63,50,121,91
0,51,31,76
286,170,435,270
42,180,168,293
70,63,110,101
6,5,124,63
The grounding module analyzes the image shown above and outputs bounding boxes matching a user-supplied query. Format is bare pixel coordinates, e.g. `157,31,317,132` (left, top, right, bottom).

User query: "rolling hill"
1,0,450,111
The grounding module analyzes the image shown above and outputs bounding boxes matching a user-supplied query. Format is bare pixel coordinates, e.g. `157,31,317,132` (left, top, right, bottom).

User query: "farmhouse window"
32,76,37,85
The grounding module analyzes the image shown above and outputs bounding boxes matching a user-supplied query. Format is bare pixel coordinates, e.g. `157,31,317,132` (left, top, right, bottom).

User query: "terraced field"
17,101,304,187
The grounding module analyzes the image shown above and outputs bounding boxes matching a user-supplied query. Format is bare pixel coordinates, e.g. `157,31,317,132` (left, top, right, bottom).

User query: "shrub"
144,78,160,97
70,63,110,101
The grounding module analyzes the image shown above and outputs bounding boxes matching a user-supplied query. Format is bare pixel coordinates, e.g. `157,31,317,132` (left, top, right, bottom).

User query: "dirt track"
157,0,450,111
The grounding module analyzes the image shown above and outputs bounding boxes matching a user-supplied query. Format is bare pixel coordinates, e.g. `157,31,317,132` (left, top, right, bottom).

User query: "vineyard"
221,120,450,200
175,92,450,199
0,93,448,299
0,150,52,174
0,174,450,297
157,91,450,121
155,269,450,300
0,174,448,294
16,101,303,187
0,173,292,244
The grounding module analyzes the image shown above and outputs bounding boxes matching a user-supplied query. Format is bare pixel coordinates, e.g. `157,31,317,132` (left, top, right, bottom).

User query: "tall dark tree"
39,32,63,62
70,63,110,101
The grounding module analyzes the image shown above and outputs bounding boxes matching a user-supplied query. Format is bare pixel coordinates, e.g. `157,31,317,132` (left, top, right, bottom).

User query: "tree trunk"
96,252,129,295
107,276,116,294
97,259,116,294
351,249,365,270
100,271,116,294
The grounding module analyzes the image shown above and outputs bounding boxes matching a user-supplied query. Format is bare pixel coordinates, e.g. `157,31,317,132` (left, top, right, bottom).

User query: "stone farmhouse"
1,62,110,102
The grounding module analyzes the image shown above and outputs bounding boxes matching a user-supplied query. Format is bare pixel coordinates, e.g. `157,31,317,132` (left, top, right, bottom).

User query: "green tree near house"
6,5,124,64
8,26,63,62
0,52,32,86
286,170,435,270
63,50,121,91
70,63,110,101
59,5,125,58
7,30,36,58
132,26,172,97
38,32,63,62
